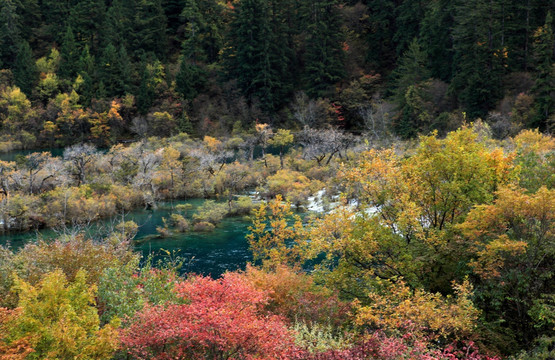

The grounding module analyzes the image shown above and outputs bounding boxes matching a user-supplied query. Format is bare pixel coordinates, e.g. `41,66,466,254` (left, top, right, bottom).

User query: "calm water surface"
0,199,253,277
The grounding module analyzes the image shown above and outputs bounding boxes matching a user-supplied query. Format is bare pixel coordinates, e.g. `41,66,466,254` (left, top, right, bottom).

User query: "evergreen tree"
394,0,428,57
163,0,185,42
302,0,345,98
392,39,432,138
103,0,135,51
0,0,21,68
531,11,555,129
68,0,105,47
131,0,168,59
180,0,227,64
13,40,37,96
41,0,70,44
77,45,96,105
98,43,133,97
175,56,206,100
450,0,506,119
118,45,133,94
362,0,397,72
99,43,120,97
136,59,164,114
181,0,207,63
418,0,454,81
59,25,80,80
225,0,291,112
15,0,41,46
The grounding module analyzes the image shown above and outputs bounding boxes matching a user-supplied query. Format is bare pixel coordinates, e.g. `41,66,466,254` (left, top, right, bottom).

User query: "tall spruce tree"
99,43,120,98
131,0,168,59
181,0,207,64
302,0,345,98
531,11,555,129
450,0,506,119
118,45,133,94
418,0,454,81
103,0,135,52
68,0,105,47
41,0,70,44
59,25,80,80
0,0,21,68
13,40,37,96
99,43,133,97
77,45,96,105
392,39,432,138
225,0,290,112
394,0,428,57
176,55,206,100
362,0,397,72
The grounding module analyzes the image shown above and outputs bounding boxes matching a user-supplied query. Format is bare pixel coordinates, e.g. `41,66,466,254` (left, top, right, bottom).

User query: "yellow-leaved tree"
304,127,516,297
6,269,119,360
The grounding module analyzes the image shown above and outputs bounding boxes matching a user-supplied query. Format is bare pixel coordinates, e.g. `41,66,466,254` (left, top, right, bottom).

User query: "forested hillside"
0,0,554,148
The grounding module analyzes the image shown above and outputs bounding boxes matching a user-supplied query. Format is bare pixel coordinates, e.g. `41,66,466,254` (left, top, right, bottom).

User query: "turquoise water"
0,199,253,277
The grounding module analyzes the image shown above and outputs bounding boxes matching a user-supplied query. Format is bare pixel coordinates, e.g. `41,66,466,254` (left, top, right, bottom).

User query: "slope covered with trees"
0,0,554,150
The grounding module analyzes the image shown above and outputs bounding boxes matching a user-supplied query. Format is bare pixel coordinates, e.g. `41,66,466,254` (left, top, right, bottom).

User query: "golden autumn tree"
0,308,34,360
305,127,516,296
6,269,120,360
459,185,555,346
355,278,480,340
247,195,305,269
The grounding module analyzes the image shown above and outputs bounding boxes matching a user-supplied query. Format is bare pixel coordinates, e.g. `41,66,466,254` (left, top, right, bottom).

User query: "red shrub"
121,273,295,360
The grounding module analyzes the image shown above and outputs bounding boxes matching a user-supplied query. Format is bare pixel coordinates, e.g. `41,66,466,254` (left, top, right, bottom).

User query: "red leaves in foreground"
120,273,294,360
120,270,498,360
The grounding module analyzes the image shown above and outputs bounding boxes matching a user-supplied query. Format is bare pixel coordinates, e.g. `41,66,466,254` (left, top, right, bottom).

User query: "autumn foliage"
120,273,294,360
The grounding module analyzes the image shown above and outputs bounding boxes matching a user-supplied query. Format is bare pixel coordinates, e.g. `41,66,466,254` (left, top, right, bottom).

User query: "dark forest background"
0,0,554,146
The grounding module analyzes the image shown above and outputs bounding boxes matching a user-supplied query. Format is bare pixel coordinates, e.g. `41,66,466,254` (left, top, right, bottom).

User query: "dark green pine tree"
180,0,226,64
77,45,96,105
181,0,208,64
531,11,555,130
98,43,133,97
302,0,345,98
59,25,80,80
394,0,429,57
225,0,290,112
0,0,21,68
41,0,71,44
68,0,105,47
392,38,432,138
362,0,397,72
131,0,168,60
418,0,454,81
450,0,506,119
268,0,297,97
117,45,133,94
162,0,185,42
175,55,206,100
14,0,41,46
13,40,37,96
99,43,120,98
136,59,157,114
103,0,135,51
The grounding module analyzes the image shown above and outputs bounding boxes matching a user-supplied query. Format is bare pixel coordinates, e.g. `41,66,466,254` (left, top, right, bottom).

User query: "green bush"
193,221,216,232
192,200,228,224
